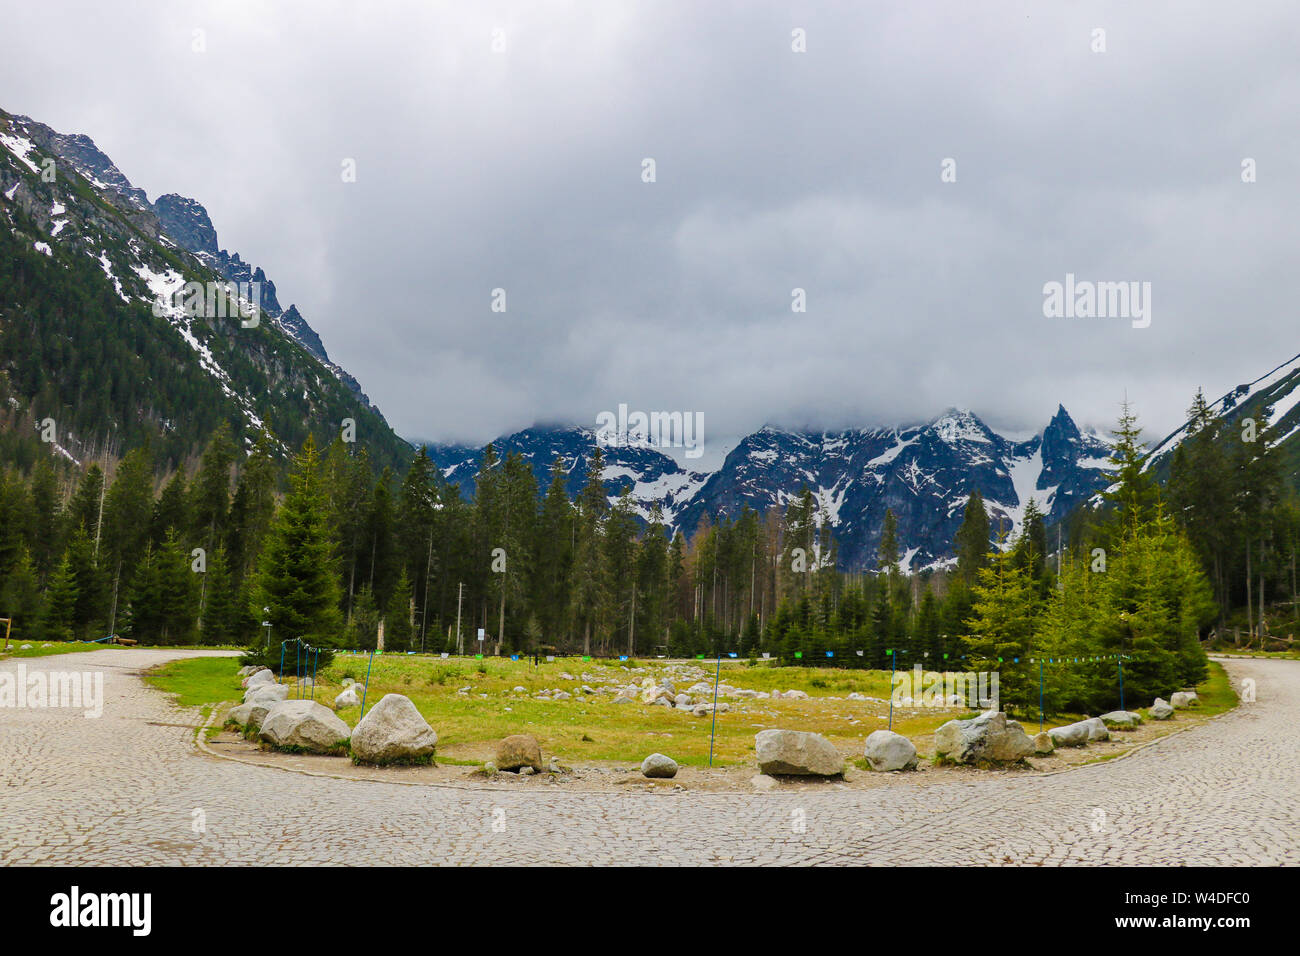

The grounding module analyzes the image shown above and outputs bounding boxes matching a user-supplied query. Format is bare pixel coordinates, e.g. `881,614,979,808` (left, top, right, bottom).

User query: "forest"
1,394,1294,715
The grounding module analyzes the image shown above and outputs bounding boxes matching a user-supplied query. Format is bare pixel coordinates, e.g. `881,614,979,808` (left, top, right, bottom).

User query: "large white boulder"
241,668,274,689
349,694,437,764
259,700,351,753
1048,720,1092,748
862,730,918,771
755,729,844,776
243,682,288,705
934,711,1034,764
1083,717,1110,741
1100,710,1143,730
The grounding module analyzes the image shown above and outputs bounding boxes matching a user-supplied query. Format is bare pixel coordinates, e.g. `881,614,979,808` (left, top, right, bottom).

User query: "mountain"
428,408,1114,569
427,425,710,526
0,107,409,471
1146,350,1300,485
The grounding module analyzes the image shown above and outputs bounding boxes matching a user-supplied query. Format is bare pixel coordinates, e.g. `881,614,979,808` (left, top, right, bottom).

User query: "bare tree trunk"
1246,541,1254,641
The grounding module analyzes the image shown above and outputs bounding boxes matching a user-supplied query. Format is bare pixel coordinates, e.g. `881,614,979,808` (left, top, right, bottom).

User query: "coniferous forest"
1,394,1295,716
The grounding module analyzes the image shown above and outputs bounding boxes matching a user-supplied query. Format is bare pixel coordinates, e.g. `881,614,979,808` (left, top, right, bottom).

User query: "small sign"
477,628,485,642
794,652,802,659
825,651,833,658
619,655,628,661
440,653,449,659
728,652,737,659
761,652,771,659
696,655,705,659
510,654,519,661
855,650,863,657
546,655,555,662
475,654,483,660
582,655,591,661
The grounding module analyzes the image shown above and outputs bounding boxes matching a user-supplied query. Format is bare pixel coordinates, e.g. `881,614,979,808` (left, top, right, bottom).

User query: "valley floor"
0,649,1294,865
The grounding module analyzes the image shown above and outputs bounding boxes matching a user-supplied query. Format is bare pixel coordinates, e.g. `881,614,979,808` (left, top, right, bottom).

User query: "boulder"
237,665,255,677
332,685,363,710
782,689,809,700
673,693,692,708
241,668,274,689
862,730,918,771
243,682,288,705
259,699,351,753
641,753,679,778
934,711,1034,764
496,734,543,772
1100,710,1143,730
1171,691,1198,709
228,695,280,731
349,693,437,764
1150,698,1174,720
1084,717,1110,741
755,729,844,776
1047,720,1092,748
1032,731,1055,755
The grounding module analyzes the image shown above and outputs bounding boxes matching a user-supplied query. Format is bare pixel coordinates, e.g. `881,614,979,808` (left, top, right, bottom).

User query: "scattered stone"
749,774,778,792
782,689,809,700
244,683,289,705
552,690,572,701
259,700,351,753
349,694,437,764
331,686,362,710
519,766,535,776
580,685,596,695
241,668,274,689
1084,717,1111,741
674,693,692,708
641,753,679,778
1047,720,1092,748
1150,698,1174,719
341,678,356,687
862,730,918,771
934,711,1035,764
1032,731,1055,755
1171,691,1198,709
513,686,526,693
755,729,845,776
496,734,543,772
1100,710,1143,730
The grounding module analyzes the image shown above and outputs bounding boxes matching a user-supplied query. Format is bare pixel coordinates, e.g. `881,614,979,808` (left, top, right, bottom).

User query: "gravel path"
1,649,1294,865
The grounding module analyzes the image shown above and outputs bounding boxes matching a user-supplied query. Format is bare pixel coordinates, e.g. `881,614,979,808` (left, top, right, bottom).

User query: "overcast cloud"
4,1,1298,458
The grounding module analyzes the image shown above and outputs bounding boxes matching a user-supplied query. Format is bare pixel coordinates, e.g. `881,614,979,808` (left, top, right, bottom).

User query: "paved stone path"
1,650,1295,865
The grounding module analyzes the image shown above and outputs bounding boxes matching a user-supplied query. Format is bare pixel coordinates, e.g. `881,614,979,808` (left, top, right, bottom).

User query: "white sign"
477,628,485,642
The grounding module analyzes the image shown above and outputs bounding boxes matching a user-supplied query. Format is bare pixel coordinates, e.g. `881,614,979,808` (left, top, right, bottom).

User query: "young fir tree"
964,532,1037,714
252,435,341,672
954,490,990,587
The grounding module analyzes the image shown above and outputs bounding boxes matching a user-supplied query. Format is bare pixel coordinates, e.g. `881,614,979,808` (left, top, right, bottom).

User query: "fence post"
359,649,375,720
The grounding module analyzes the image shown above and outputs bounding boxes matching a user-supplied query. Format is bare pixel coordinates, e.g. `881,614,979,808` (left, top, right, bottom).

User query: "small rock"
750,774,779,792
862,730,918,771
1100,710,1143,730
1150,698,1174,719
496,734,543,772
641,753,679,778
1032,731,1055,755
1170,691,1198,709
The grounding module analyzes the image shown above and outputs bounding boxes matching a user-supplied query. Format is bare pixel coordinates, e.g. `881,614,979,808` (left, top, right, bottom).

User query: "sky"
3,1,1299,463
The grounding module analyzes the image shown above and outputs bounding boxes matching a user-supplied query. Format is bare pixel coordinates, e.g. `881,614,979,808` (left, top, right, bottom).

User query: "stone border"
192,681,1246,796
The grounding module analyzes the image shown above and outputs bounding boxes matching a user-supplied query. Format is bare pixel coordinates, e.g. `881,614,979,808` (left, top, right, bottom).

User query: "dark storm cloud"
4,1,1298,455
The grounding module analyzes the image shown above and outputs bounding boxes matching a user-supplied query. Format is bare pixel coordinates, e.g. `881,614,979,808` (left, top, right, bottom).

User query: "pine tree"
954,490,990,586
252,435,342,672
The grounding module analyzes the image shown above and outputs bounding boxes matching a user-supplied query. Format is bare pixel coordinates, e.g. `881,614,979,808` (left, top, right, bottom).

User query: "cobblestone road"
1,650,1294,865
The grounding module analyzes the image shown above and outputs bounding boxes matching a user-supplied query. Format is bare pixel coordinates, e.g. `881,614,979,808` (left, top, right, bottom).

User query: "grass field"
142,651,1237,767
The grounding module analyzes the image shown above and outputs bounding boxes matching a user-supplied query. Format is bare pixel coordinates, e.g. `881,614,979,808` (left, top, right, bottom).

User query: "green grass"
0,640,108,659
144,653,1243,767
144,656,243,708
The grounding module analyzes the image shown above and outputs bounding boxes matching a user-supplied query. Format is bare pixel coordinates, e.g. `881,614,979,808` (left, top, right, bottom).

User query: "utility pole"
455,581,464,655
